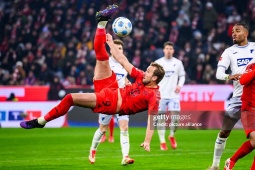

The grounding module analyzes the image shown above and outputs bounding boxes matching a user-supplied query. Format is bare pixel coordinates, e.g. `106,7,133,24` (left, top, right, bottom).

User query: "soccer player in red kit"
20,4,165,152
224,62,255,170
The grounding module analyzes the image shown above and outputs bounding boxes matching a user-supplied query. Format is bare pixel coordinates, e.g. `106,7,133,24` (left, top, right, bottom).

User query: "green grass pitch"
0,127,253,170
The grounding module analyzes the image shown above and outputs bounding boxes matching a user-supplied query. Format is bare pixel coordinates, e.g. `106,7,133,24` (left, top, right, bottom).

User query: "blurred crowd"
0,0,255,86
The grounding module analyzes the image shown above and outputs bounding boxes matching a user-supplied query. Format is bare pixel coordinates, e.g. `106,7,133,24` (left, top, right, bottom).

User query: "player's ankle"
38,117,47,125
97,21,108,28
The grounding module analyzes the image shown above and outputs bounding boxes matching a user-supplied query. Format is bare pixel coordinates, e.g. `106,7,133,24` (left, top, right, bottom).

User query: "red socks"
44,94,74,122
231,140,254,163
94,28,109,61
109,116,114,137
251,157,255,170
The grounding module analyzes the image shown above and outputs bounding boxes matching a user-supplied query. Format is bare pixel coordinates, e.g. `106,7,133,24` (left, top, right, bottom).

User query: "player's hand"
229,74,242,81
175,86,181,93
106,33,113,43
140,142,150,152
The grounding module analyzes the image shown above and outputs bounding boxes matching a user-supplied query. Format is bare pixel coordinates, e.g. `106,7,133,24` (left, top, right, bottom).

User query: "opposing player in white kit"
207,22,255,170
155,41,185,150
89,39,134,165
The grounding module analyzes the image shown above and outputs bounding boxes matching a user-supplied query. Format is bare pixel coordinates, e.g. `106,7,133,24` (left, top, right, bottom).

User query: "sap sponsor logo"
165,71,175,77
0,111,6,121
237,58,253,67
116,73,125,81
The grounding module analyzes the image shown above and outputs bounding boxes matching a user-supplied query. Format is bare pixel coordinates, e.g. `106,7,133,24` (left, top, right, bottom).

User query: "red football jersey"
119,67,160,115
240,63,255,110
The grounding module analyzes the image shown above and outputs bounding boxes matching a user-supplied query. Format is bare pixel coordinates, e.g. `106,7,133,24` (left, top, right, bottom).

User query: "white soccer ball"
112,17,132,37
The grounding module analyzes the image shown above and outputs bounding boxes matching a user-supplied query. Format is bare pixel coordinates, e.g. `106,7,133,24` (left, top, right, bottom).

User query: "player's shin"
109,117,114,142
251,156,255,170
170,111,179,137
157,117,166,143
212,134,227,167
44,94,74,122
120,131,130,157
94,28,108,61
231,140,254,163
91,128,105,150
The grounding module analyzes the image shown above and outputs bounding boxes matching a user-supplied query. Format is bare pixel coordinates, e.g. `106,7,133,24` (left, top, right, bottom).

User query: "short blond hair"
113,39,124,48
150,62,165,84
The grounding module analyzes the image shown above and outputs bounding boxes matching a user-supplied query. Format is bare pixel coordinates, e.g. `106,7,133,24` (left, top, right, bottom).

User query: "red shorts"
92,72,119,114
241,110,255,138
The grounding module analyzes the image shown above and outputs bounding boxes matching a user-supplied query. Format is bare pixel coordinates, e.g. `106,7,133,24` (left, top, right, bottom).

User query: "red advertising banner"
0,85,233,102
0,86,49,101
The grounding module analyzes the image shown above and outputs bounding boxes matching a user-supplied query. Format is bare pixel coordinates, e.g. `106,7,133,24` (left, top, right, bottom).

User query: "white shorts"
225,96,241,120
98,113,129,125
158,98,180,112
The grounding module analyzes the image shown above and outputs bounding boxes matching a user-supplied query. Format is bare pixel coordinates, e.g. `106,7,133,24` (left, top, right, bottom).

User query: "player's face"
112,44,123,57
232,25,248,45
163,45,174,59
142,66,157,85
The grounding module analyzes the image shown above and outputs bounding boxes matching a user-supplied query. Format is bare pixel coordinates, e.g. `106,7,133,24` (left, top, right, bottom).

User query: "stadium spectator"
0,0,254,86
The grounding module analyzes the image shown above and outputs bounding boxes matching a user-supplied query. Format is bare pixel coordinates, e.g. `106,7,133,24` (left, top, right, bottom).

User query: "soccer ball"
112,17,132,37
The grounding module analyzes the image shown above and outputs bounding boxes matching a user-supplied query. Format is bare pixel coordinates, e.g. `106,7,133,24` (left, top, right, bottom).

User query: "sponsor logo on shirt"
130,88,140,96
116,73,125,81
237,58,253,67
165,71,175,77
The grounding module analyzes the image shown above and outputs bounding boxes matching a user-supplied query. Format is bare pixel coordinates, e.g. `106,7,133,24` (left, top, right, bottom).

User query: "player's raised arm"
106,33,134,74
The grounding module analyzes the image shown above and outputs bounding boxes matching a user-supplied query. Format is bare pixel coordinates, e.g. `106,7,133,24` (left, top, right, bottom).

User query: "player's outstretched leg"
94,4,118,80
20,93,74,129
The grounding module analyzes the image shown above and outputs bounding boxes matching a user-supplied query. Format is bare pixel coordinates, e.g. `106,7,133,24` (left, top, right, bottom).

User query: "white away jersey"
218,42,255,97
155,57,185,99
109,57,127,88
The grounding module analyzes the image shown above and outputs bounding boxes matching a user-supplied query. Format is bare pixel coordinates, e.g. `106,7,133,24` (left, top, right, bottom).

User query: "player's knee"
99,124,108,133
219,130,231,138
250,139,255,148
249,132,255,147
119,123,128,131
119,124,128,131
